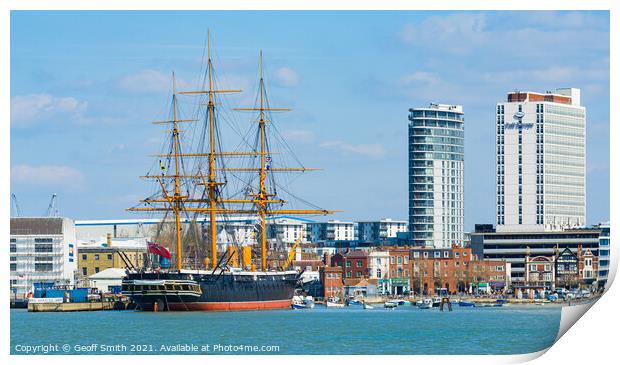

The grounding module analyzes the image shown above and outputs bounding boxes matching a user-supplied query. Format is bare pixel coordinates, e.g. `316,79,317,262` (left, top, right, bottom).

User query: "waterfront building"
307,220,356,246
368,250,390,294
495,88,586,232
522,252,556,297
319,265,343,300
331,250,369,280
596,222,610,290
409,245,510,295
357,218,407,243
88,268,127,292
471,224,600,284
577,246,598,286
76,236,147,282
555,247,579,288
10,217,78,297
408,103,465,248
388,247,411,294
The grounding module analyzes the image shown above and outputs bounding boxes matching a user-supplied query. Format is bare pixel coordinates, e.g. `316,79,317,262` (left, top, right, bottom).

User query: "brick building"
330,250,369,280
320,266,343,300
409,245,510,295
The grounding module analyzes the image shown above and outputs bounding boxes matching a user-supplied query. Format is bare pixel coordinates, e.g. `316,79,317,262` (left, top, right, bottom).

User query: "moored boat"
458,300,475,307
416,298,433,309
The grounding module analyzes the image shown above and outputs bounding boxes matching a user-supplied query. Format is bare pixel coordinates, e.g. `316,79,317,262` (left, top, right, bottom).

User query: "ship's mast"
206,34,218,270
172,74,183,270
258,51,268,271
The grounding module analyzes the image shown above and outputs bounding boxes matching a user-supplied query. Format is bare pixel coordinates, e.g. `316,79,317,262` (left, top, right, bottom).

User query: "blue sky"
10,10,610,229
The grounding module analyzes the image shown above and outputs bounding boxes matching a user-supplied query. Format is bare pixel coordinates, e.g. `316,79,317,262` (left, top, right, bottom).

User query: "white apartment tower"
495,88,586,232
408,103,465,248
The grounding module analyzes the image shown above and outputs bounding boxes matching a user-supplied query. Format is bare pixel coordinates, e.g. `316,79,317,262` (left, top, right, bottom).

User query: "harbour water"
11,304,561,355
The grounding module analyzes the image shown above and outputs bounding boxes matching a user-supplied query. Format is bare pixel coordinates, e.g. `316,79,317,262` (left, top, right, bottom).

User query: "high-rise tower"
495,88,585,232
408,103,465,248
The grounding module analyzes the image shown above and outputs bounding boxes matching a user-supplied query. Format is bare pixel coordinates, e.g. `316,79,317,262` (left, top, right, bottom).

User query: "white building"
89,268,126,292
267,217,308,245
10,217,78,296
307,220,356,244
368,251,390,280
358,218,407,243
408,103,465,248
495,88,586,232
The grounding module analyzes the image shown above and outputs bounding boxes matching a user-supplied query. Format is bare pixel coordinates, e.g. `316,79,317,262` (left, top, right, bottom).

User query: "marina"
11,304,561,355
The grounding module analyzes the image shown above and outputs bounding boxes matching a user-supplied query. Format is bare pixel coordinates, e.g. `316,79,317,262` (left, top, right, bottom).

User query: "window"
10,244,16,253
444,251,449,258
423,252,428,258
35,244,53,253
455,252,460,258
356,271,362,278
530,264,537,272
377,269,382,278
94,254,100,260
82,254,87,260
35,263,53,272
34,238,53,243
585,258,592,266
404,256,408,264
413,252,419,258
434,251,440,258
390,257,395,264
82,267,87,275
10,263,16,271
95,267,100,273
544,264,551,272
397,256,402,264
346,271,352,278
108,254,113,260
463,251,468,257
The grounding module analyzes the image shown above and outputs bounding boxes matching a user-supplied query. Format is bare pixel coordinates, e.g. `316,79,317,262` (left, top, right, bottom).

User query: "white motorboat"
384,301,398,309
416,298,433,309
326,300,345,308
363,302,373,310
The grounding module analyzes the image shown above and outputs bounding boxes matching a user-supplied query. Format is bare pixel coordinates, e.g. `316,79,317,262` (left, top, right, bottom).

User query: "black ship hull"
121,270,299,311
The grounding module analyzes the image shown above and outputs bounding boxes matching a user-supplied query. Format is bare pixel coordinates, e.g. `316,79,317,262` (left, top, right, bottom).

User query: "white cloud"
11,164,86,190
11,94,88,127
320,141,386,160
399,71,441,86
118,69,190,94
282,129,315,143
273,67,300,87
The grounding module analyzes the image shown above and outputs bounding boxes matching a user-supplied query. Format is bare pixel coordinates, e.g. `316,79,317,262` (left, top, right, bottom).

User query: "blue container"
109,286,122,295
70,288,89,303
159,256,171,268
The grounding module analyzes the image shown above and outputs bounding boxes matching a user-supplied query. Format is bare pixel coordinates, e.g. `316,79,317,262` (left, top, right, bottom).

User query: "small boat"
291,295,314,309
363,302,373,310
347,299,363,306
432,297,441,307
417,298,433,309
384,301,398,309
458,300,475,307
476,303,503,308
326,300,345,308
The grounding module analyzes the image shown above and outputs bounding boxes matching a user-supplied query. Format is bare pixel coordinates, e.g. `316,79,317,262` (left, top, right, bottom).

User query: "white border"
3,1,617,365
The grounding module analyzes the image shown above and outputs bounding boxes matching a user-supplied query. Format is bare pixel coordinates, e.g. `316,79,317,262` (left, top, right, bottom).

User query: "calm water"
11,304,560,355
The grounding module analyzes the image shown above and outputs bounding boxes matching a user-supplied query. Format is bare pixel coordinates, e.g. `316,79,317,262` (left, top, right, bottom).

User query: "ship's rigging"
128,32,336,272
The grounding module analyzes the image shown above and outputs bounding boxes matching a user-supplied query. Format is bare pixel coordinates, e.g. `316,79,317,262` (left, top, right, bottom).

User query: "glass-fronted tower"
495,88,585,232
408,103,464,248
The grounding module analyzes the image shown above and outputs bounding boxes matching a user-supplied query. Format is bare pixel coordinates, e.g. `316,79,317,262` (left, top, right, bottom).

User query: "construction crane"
45,193,59,217
283,235,303,269
11,193,21,217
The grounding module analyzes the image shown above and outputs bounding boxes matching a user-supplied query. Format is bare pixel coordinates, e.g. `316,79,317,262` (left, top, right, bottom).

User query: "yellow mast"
206,32,218,269
172,73,183,270
258,51,268,271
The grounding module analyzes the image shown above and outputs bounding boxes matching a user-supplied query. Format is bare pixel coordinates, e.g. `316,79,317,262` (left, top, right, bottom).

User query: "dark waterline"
11,305,560,355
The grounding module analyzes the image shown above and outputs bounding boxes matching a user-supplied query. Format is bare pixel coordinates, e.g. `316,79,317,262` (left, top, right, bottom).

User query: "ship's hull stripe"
143,299,292,311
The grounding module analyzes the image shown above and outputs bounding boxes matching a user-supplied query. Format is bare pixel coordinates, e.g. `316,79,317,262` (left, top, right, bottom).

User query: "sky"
10,10,610,229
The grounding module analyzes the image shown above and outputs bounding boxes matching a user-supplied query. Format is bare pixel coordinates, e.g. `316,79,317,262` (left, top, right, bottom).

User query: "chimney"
324,252,332,267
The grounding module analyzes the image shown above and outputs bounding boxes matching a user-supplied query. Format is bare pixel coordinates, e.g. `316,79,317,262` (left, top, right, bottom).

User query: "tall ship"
121,34,334,311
